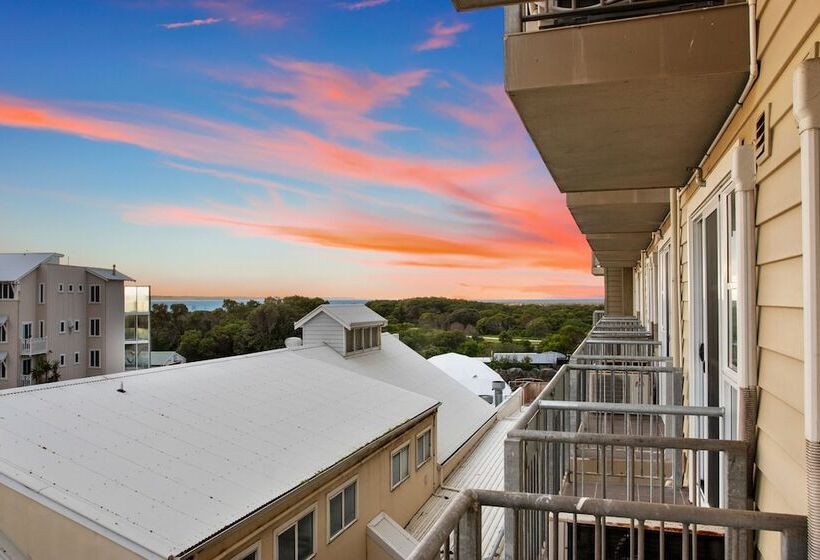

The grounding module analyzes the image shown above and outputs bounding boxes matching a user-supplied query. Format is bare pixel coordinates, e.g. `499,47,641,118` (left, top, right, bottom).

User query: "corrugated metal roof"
85,267,134,282
0,348,437,558
294,304,387,330
0,253,62,282
428,354,511,400
299,335,495,463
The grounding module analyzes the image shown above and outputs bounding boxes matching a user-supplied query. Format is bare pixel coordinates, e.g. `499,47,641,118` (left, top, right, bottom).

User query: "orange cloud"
415,21,471,52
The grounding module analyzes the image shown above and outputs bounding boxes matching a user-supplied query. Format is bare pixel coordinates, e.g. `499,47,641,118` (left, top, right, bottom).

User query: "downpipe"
794,56,820,559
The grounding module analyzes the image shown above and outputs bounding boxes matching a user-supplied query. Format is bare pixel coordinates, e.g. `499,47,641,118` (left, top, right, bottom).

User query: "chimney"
492,380,506,406
112,264,117,276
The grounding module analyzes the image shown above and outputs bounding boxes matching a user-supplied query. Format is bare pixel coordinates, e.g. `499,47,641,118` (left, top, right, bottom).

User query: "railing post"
457,501,481,560
726,445,753,559
781,525,808,560
505,436,522,560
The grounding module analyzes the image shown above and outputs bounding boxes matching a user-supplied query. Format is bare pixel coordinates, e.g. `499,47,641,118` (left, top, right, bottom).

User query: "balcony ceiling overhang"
505,4,750,193
567,188,669,235
451,0,518,9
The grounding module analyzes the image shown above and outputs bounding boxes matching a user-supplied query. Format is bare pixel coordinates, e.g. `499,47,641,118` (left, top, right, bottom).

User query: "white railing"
20,337,48,356
18,374,32,387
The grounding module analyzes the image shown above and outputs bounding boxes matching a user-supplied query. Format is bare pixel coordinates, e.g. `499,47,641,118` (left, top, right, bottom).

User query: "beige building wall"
185,413,438,560
667,3,818,557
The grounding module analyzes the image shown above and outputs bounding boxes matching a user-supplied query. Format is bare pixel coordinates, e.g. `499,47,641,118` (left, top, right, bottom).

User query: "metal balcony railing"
406,489,807,560
507,0,735,32
405,314,808,558
20,337,47,356
18,374,32,387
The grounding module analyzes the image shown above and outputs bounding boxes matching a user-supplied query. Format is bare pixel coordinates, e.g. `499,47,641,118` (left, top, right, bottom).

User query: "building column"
794,56,820,557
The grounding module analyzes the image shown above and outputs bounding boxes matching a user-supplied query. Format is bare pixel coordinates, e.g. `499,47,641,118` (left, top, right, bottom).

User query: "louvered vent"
754,107,770,163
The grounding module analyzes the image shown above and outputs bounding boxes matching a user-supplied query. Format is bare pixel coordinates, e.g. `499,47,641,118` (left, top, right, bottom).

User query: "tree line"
150,296,602,362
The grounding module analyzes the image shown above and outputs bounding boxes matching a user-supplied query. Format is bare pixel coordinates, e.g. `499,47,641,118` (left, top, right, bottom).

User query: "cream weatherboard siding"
301,313,346,355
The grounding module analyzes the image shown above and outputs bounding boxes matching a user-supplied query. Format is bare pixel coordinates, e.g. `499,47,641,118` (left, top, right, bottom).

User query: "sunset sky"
0,0,602,300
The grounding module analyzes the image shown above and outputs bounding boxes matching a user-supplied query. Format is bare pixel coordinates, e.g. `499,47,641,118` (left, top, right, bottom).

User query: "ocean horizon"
152,296,604,312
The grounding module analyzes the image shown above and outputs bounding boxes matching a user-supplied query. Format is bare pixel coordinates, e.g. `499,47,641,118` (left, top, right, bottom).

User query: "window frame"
59,320,66,334
89,349,101,369
74,352,80,365
59,354,65,367
73,319,80,333
0,358,6,379
0,283,15,300
416,428,433,468
0,324,6,343
390,440,411,491
78,284,84,293
273,504,317,560
89,318,101,337
327,477,358,543
38,283,45,304
68,283,74,293
38,320,45,338
89,284,101,304
22,322,32,340
229,542,261,560
57,283,64,293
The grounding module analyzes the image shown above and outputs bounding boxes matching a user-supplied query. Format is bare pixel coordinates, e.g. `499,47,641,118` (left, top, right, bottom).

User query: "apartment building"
0,252,133,388
124,284,151,370
0,304,500,560
392,0,820,558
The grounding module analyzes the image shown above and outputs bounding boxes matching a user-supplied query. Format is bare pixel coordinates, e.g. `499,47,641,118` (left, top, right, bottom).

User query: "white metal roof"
294,304,387,330
299,335,495,462
85,266,135,282
0,348,437,558
0,253,62,282
492,351,566,365
427,353,511,400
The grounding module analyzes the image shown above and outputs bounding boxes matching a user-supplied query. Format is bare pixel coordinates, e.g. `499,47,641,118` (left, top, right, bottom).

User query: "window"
38,320,45,338
73,319,80,332
89,350,100,368
0,324,6,343
59,321,66,334
416,429,432,467
21,358,31,377
89,318,101,337
0,283,16,300
59,354,65,367
78,284,84,293
230,543,260,560
22,322,32,340
57,283,64,293
726,191,738,372
0,359,6,379
391,442,410,489
276,508,315,560
38,283,45,304
328,479,357,541
74,352,80,365
89,285,101,303
68,284,74,293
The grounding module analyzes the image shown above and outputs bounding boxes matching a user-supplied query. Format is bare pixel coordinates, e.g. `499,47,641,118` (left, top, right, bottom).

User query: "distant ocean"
152,297,601,312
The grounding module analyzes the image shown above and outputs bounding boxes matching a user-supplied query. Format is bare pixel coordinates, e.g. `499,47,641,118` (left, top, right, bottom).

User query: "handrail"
538,400,724,418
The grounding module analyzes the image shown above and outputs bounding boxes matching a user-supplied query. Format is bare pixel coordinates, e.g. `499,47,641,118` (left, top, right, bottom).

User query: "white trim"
89,284,101,304
229,541,261,560
74,351,80,365
59,354,65,367
326,476,358,543
59,320,66,334
273,504,317,560
57,283,64,293
390,440,411,491
89,349,101,369
38,282,45,304
89,317,101,337
415,427,433,469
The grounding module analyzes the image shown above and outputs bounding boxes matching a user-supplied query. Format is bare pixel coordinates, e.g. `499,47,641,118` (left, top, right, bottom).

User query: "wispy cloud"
160,17,222,29
208,57,427,142
193,0,287,28
414,21,470,52
336,0,391,10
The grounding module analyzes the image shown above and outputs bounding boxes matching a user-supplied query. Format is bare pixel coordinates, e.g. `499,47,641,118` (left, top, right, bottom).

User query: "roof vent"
284,337,303,349
754,106,771,164
117,381,126,394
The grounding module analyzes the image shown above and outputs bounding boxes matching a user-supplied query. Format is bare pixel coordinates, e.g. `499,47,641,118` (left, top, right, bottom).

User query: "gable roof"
85,266,134,282
428,353,511,399
294,303,387,330
0,253,62,282
0,348,437,559
298,334,495,462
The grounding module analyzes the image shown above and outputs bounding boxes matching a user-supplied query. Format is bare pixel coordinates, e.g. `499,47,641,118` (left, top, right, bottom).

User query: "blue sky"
0,0,600,299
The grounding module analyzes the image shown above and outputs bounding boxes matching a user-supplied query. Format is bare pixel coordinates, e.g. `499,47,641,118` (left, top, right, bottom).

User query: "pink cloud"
336,0,391,9
160,17,222,29
190,0,286,28
209,58,427,142
415,21,471,52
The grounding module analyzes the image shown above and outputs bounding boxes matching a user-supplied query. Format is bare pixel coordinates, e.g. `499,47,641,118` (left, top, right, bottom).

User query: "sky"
0,0,602,300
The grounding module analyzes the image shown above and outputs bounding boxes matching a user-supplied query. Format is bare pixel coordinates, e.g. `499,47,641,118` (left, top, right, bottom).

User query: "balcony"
406,316,808,558
20,337,47,356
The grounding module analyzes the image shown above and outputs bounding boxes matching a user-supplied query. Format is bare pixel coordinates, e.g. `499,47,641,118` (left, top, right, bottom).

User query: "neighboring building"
427,352,512,404
0,304,497,560
149,350,186,367
124,285,150,370
491,351,566,367
0,253,133,389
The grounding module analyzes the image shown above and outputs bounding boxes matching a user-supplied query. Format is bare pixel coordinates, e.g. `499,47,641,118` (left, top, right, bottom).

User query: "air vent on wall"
754,105,771,164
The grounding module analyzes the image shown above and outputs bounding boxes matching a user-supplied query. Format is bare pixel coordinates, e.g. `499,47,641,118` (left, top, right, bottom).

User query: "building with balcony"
124,285,151,371
0,252,135,388
394,0,820,558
